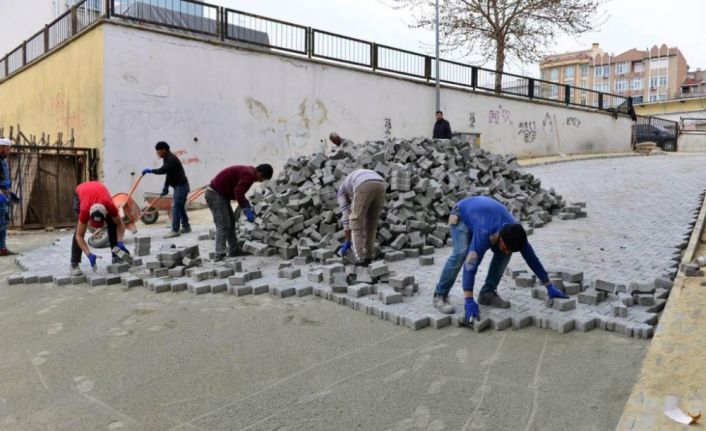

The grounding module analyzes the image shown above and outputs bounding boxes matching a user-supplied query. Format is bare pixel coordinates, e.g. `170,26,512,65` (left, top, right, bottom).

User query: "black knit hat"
499,223,527,252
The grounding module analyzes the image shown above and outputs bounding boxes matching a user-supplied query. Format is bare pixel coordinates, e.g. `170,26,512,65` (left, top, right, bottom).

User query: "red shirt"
76,181,119,224
209,165,256,208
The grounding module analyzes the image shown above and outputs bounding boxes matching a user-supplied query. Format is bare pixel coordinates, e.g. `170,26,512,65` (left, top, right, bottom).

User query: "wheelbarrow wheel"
88,229,110,249
141,209,159,225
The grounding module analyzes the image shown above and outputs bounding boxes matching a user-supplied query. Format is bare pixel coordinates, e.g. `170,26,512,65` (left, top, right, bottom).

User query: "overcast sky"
223,0,706,76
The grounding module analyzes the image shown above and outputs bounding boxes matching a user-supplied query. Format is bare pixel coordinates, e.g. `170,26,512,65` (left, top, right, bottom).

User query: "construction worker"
142,141,190,238
328,132,352,148
205,164,273,261
71,181,130,275
337,169,387,266
432,196,566,323
0,138,17,256
432,111,452,139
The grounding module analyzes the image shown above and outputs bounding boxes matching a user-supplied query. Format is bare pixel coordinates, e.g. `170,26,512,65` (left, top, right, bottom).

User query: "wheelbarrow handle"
139,195,164,219
120,174,145,209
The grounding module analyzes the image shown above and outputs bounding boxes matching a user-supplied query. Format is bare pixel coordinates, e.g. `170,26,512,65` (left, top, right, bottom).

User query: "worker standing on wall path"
336,169,387,267
432,196,567,323
0,138,18,256
70,181,130,275
141,141,191,238
432,110,452,139
205,164,273,261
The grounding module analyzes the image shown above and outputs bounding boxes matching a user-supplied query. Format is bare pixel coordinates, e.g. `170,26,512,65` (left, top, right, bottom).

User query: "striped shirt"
336,169,384,228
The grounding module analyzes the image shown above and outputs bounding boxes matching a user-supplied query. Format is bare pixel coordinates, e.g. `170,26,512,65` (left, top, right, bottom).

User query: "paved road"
2,154,706,430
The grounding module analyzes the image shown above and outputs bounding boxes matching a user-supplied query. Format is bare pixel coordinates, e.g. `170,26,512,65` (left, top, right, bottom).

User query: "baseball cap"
89,203,107,228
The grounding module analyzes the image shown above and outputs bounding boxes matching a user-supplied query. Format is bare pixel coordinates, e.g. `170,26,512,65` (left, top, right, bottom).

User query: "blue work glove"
546,283,568,299
160,187,168,197
243,207,255,222
8,192,19,203
0,179,10,189
0,194,7,205
464,297,479,324
116,241,129,254
88,253,98,269
339,240,352,256
141,168,152,175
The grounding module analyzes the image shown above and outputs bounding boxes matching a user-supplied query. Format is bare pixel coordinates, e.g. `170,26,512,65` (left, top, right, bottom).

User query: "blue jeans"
434,222,512,297
0,199,8,249
171,183,190,232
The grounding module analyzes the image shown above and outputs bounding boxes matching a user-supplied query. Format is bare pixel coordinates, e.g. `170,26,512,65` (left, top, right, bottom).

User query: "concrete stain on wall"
245,97,270,120
298,99,310,128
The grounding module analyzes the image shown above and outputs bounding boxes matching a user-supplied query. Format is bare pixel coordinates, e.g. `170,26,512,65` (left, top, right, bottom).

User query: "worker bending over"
337,169,387,266
205,164,273,261
71,181,130,275
432,196,566,323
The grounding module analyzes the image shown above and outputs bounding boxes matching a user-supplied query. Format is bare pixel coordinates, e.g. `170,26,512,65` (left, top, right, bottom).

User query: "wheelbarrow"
140,186,207,225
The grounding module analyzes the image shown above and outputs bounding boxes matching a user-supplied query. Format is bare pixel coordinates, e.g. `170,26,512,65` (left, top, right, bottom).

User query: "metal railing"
0,0,633,117
681,117,706,132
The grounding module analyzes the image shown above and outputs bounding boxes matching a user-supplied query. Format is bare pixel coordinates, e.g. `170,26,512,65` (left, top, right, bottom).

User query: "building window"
615,80,627,92
650,76,667,88
550,84,559,98
564,66,575,81
659,76,667,86
616,62,630,75
634,62,644,73
650,57,668,69
632,78,643,91
594,65,609,78
649,94,667,102
550,68,559,81
580,64,588,77
593,82,609,92
633,96,643,103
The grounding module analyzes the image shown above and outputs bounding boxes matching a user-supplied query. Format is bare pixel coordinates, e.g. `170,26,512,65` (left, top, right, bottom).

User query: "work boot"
70,264,83,277
164,230,181,239
354,259,371,267
478,291,511,308
180,225,192,234
0,248,16,256
432,294,456,314
227,250,247,258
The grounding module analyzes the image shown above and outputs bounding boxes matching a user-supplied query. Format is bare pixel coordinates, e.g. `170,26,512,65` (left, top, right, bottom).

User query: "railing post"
424,56,431,81
22,41,27,66
305,27,313,58
627,96,634,113
371,43,377,70
105,0,111,18
43,25,49,53
70,6,78,35
3,55,7,77
564,85,571,105
598,93,604,110
219,7,225,41
471,66,478,89
528,79,534,99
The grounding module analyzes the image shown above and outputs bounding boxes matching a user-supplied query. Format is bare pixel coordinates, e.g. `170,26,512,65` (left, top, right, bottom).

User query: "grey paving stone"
251,283,270,295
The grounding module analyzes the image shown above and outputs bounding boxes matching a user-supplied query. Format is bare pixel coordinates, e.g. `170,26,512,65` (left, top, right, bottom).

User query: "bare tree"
386,0,605,90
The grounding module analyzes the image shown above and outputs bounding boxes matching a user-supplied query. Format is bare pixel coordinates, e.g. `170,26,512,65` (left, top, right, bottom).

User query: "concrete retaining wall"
102,24,633,192
678,133,706,152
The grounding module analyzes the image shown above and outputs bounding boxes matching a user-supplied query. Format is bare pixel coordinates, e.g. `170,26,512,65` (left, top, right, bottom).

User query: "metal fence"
681,117,706,132
0,0,633,117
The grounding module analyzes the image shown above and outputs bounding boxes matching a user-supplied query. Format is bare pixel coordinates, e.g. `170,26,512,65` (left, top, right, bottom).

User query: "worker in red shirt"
205,164,273,260
71,181,130,275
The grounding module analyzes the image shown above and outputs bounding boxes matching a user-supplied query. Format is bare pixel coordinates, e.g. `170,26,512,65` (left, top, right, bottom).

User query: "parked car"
634,124,677,151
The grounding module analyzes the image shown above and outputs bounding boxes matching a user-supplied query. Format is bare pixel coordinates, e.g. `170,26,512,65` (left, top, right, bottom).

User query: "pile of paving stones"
239,137,586,259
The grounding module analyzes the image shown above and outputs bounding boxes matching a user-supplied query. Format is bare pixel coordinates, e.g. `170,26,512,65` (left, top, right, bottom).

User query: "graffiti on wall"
384,118,392,138
173,149,202,165
518,121,537,143
542,112,554,134
469,112,476,128
488,105,512,125
566,117,582,128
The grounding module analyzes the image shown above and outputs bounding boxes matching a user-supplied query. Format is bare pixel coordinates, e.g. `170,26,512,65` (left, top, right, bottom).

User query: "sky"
221,0,706,77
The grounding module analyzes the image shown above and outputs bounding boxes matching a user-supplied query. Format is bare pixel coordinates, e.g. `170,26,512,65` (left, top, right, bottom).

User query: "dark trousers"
71,195,118,266
205,189,238,256
171,182,190,232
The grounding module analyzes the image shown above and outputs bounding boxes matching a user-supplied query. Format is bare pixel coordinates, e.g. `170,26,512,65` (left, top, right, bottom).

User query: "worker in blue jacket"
432,196,566,324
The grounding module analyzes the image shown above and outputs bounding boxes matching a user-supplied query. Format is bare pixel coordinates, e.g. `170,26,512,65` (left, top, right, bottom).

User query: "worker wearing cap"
141,141,191,238
71,181,130,275
432,196,567,323
336,169,387,266
0,138,15,256
205,164,274,261
328,132,352,149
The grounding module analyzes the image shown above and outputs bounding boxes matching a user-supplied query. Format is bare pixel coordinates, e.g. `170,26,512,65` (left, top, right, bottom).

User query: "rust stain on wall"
245,97,270,119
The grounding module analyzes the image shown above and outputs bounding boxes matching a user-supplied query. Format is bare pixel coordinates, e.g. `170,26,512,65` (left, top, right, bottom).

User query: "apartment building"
540,43,688,105
681,69,706,98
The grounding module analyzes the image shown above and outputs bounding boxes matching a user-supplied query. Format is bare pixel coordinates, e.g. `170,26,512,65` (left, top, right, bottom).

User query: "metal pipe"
434,0,440,112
